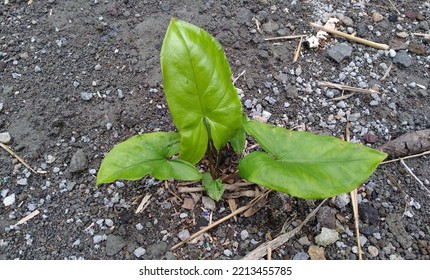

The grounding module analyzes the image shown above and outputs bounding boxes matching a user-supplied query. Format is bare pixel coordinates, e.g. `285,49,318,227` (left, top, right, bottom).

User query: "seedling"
97,18,387,201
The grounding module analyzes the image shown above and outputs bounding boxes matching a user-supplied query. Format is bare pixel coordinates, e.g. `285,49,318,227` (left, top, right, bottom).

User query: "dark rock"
146,242,168,259
388,14,398,22
408,42,425,55
358,204,379,225
385,214,412,249
362,133,377,144
317,206,336,229
68,149,88,173
393,51,412,68
327,43,353,63
106,235,126,256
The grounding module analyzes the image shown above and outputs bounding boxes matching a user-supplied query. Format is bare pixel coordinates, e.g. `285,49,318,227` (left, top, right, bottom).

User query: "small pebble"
105,219,114,227
133,247,146,258
0,132,11,144
136,223,143,230
95,64,102,70
179,213,188,219
177,229,190,241
368,245,379,257
80,92,93,101
223,249,233,257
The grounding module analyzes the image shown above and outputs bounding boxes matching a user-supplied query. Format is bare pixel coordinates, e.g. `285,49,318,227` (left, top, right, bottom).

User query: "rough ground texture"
1,0,429,260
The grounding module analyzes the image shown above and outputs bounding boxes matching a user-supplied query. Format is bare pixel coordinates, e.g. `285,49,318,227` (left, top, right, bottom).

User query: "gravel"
315,227,340,246
327,43,353,63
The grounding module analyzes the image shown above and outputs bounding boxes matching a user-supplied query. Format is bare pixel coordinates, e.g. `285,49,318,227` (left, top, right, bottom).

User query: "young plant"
97,18,387,201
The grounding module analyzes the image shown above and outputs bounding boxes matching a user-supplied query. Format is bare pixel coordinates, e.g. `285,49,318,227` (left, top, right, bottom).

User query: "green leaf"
96,132,202,185
202,172,225,202
230,125,245,154
160,18,243,164
239,121,387,199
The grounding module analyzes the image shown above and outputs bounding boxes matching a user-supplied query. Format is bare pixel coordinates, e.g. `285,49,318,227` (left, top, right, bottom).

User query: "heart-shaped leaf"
202,172,225,202
239,121,387,199
160,18,243,164
96,132,201,185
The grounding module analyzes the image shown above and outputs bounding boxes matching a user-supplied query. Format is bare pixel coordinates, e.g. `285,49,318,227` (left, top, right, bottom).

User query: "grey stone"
177,229,190,241
0,101,3,112
93,234,107,244
315,227,340,246
223,249,233,257
293,252,309,260
94,64,102,70
0,132,11,144
80,92,93,101
262,21,279,33
68,149,88,173
298,236,311,246
106,235,126,256
202,196,216,211
317,206,336,229
327,43,353,63
3,86,14,95
393,51,412,68
17,178,27,186
335,193,350,208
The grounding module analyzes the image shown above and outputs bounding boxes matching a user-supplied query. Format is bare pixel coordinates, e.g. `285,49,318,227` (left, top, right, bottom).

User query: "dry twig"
400,159,430,196
310,22,390,50
319,81,380,95
264,35,306,41
380,150,430,164
293,36,303,63
172,190,271,250
135,194,152,214
15,210,40,226
380,62,393,81
387,0,401,14
242,199,327,259
0,142,45,174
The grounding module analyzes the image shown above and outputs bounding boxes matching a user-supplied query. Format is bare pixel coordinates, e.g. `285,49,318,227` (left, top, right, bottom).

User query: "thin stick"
327,93,355,101
0,142,45,174
242,199,327,259
387,0,401,14
293,36,303,63
380,62,393,81
135,194,152,214
15,210,40,226
265,35,306,41
233,70,246,85
310,22,390,50
319,81,380,95
346,116,363,260
400,159,430,195
380,150,430,164
171,190,271,251
413,33,430,39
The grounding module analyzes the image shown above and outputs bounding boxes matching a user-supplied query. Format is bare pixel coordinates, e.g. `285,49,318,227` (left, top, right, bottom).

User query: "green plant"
96,18,387,201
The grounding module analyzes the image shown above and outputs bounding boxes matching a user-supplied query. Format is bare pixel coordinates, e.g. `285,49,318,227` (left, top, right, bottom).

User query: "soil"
1,0,429,260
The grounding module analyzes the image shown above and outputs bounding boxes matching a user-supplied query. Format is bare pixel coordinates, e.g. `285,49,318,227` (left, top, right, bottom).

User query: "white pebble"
136,223,143,230
0,132,11,144
3,194,15,206
223,249,233,257
240,230,249,240
105,219,114,227
134,247,146,258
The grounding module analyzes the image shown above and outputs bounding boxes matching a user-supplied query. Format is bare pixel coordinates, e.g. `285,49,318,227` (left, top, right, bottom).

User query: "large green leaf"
160,18,243,164
239,121,387,199
96,132,201,185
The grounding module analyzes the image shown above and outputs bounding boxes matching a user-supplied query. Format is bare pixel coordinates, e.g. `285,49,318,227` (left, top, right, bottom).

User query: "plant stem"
207,140,217,179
